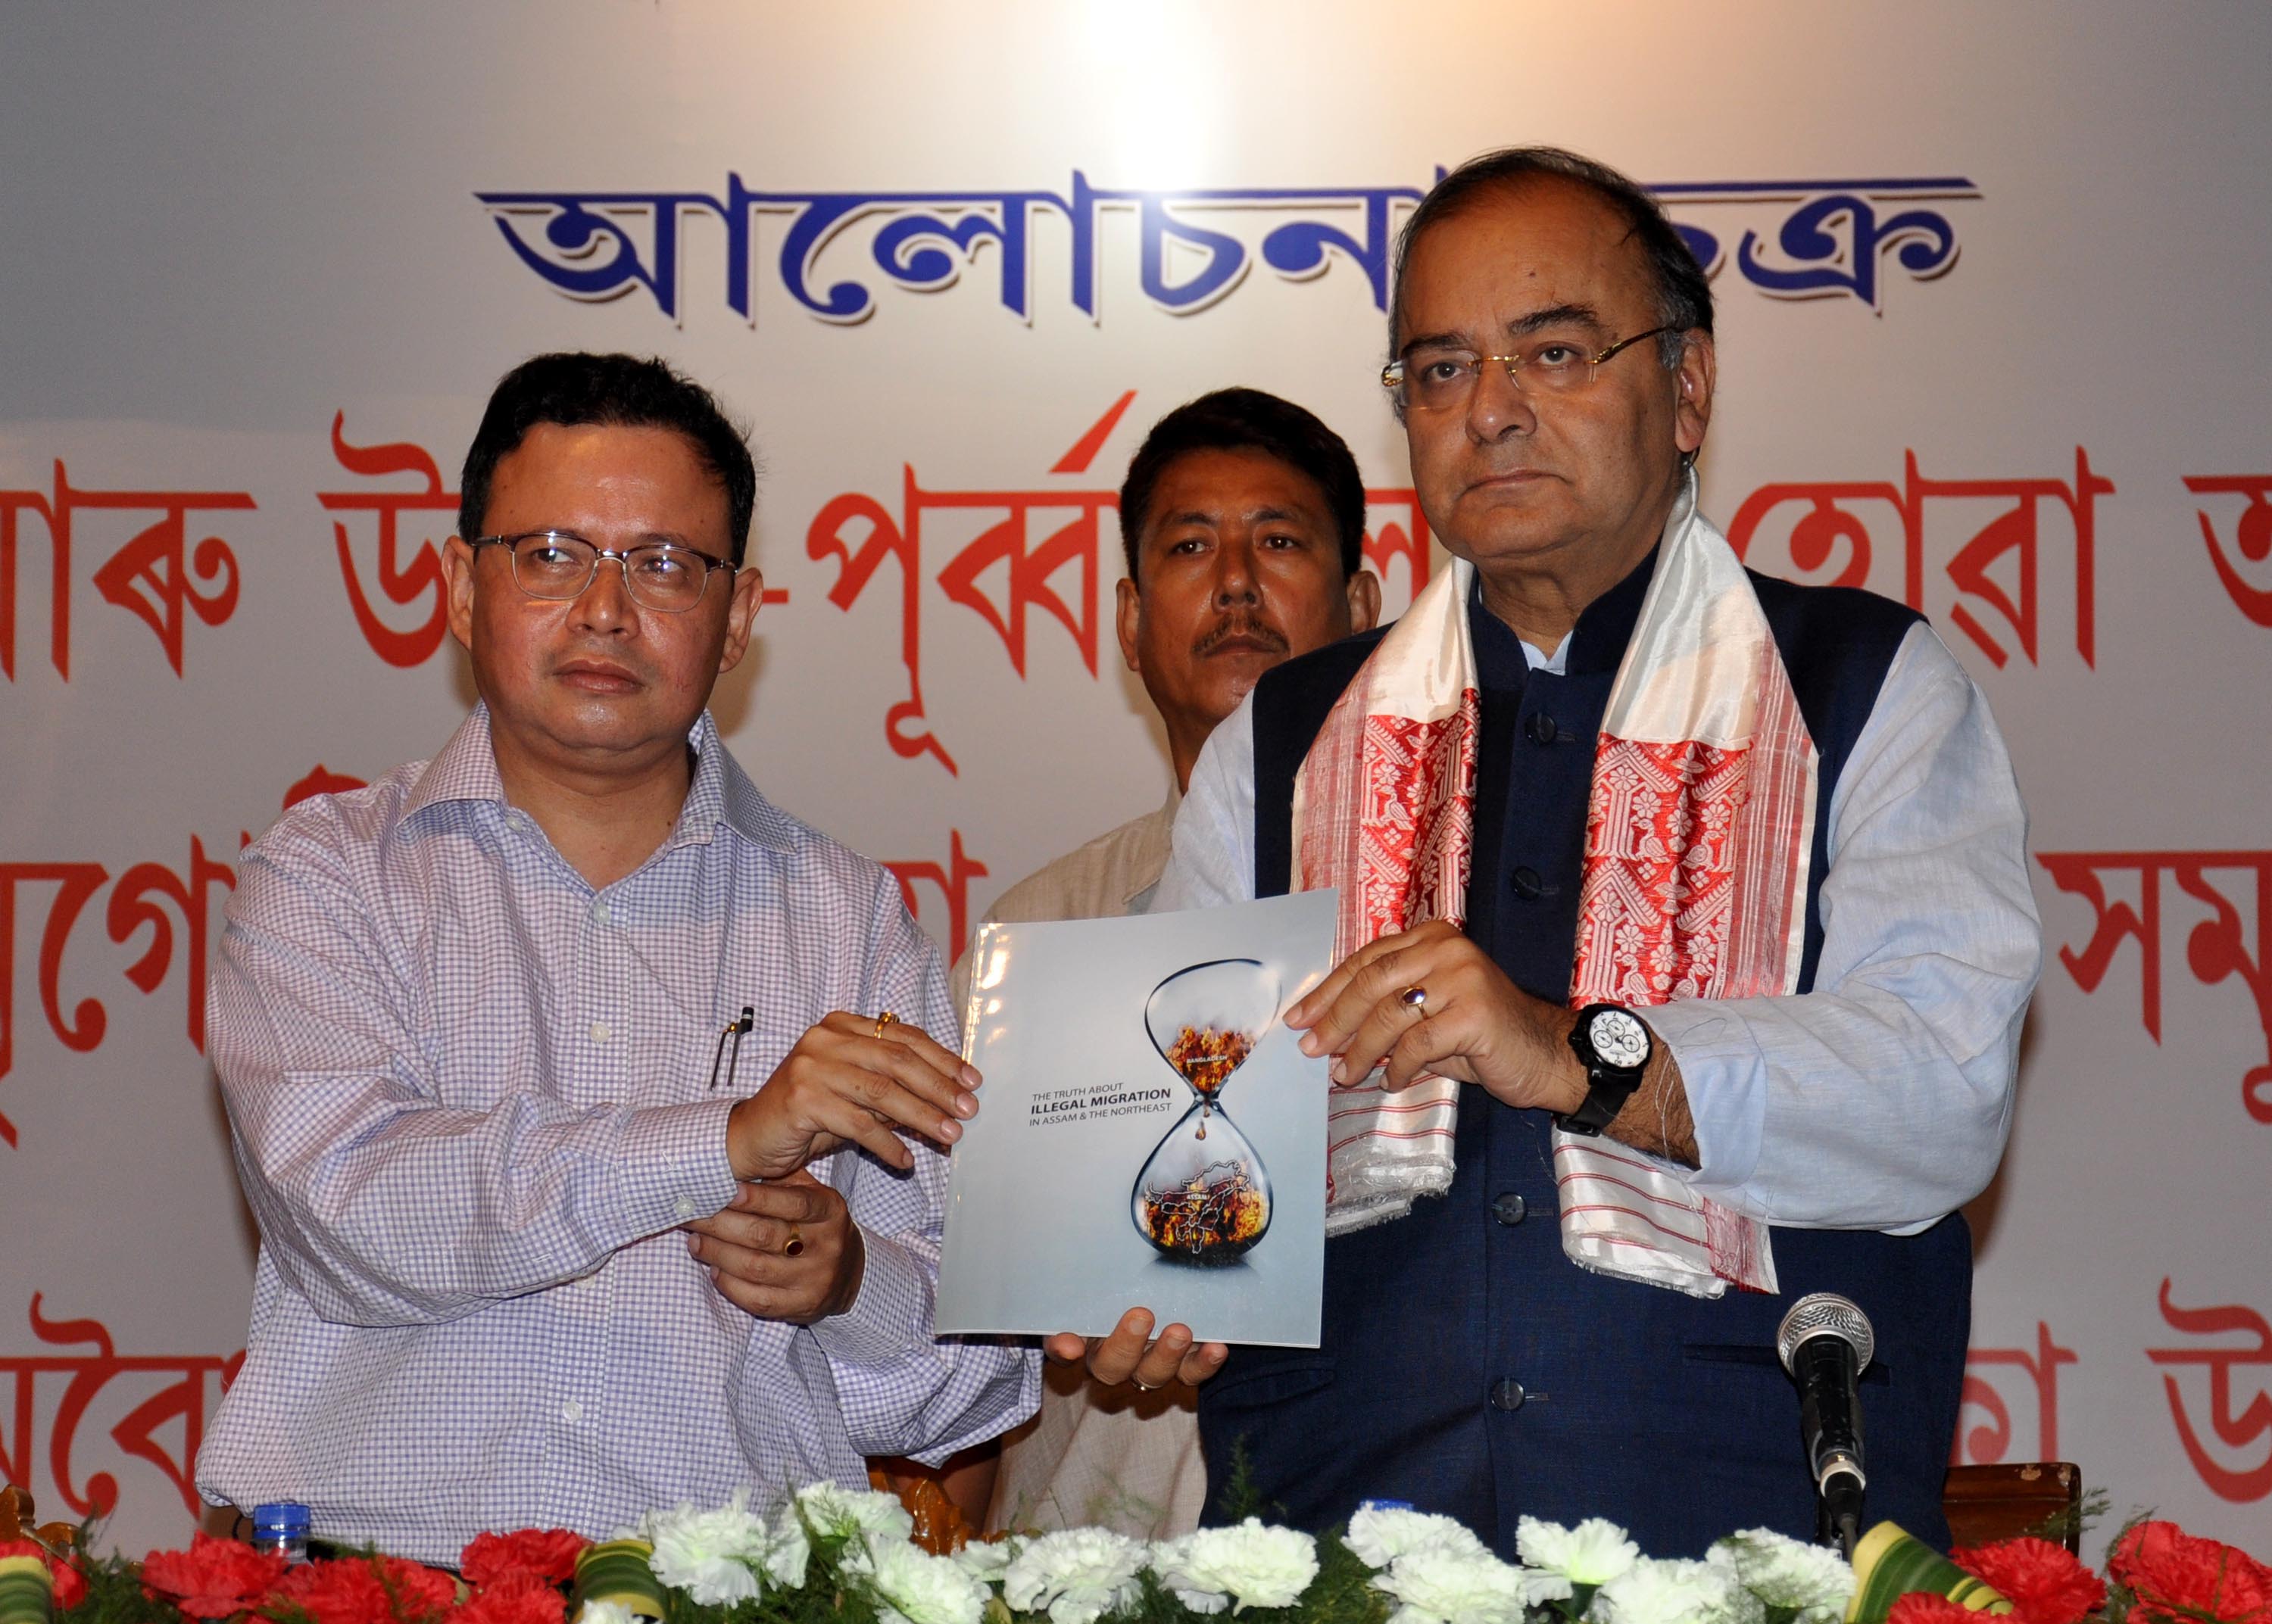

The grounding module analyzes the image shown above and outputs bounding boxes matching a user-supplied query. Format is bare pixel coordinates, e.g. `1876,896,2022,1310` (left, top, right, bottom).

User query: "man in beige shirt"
953,387,1381,1537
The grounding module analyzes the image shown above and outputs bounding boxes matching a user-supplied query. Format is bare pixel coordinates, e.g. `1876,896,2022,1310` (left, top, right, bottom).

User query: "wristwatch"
1556,1002,1653,1136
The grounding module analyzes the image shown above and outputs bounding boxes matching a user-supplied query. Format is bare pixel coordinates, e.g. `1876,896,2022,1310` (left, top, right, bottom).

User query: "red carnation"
0,1539,84,1612
1887,1595,1986,1623
48,1548,86,1612
1952,1535,2106,1624
457,1532,587,1590
140,1533,289,1619
445,1572,565,1624
269,1554,458,1624
2110,1520,2272,1624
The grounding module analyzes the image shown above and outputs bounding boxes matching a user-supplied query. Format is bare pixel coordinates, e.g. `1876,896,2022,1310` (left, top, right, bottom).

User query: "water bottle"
248,1503,311,1565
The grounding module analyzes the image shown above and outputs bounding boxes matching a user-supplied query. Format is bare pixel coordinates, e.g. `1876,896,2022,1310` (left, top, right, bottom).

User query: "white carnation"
1344,1505,1490,1569
1151,1519,1319,1613
841,1532,988,1624
644,1493,771,1606
1710,1529,1854,1622
1149,1535,1228,1616
1372,1543,1534,1624
1002,1528,1149,1624
1517,1516,1640,1588
1161,1579,1230,1616
574,1602,638,1624
794,1482,917,1541
1525,1569,1578,1608
760,1516,810,1591
951,1535,1022,1586
1587,1554,1762,1624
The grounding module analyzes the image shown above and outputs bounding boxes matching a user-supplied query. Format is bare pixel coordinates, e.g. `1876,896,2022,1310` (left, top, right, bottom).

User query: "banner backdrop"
2,0,2267,1560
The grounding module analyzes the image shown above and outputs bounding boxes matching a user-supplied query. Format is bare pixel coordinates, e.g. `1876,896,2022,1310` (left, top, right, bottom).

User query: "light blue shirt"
201,706,1038,1562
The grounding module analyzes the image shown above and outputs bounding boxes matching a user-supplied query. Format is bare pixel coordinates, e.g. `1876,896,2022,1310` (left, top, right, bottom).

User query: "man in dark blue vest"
1141,148,2042,1557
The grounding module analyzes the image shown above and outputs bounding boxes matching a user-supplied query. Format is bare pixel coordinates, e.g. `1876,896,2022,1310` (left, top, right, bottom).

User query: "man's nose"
569,554,640,631
1212,539,1259,604
1466,357,1538,442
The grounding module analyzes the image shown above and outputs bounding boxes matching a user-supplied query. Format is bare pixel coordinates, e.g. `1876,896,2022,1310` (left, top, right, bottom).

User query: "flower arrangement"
1870,1520,2270,1624
0,1482,2264,1624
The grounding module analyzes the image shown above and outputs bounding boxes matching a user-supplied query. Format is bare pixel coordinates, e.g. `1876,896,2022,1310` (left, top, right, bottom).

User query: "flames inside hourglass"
1134,960,1278,1265
1165,1026,1253,1098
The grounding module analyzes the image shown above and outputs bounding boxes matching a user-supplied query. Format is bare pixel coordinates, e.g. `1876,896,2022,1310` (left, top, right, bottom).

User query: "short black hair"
457,352,760,565
1390,147,1713,370
1118,388,1366,581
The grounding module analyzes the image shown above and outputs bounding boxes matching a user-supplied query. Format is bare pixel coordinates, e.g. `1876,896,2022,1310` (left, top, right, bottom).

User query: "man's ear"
443,536,479,653
1346,567,1383,635
1115,574,1142,675
1672,329,1716,460
716,566,766,675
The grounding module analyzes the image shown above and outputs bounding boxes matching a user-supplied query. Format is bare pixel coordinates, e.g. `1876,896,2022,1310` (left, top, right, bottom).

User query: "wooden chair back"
1942,1462,2083,1554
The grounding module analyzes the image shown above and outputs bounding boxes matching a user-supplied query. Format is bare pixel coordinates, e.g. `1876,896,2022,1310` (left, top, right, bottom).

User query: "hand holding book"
1044,1306,1231,1390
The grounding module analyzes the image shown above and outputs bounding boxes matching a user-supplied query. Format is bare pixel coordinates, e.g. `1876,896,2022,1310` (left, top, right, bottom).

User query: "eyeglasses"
469,529,735,613
1381,326,1679,413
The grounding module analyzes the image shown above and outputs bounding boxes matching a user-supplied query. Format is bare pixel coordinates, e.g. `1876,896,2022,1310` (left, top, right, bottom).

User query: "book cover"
935,890,1336,1347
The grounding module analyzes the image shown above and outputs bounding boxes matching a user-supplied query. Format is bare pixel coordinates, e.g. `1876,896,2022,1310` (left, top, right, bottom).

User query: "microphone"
1776,1292,1874,1556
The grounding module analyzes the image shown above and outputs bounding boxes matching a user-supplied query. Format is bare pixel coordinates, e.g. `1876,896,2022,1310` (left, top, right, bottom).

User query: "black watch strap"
1556,1002,1650,1137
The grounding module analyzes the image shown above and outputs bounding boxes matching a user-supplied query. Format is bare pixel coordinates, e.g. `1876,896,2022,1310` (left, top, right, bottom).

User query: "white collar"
1522,632,1573,675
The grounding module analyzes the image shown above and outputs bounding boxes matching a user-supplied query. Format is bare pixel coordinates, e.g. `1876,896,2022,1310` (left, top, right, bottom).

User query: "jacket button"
1525,712,1559,744
1492,1192,1528,1226
1510,866,1543,900
1490,1378,1528,1412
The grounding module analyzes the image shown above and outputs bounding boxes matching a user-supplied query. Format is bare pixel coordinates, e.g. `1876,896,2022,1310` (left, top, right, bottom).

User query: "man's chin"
498,694,676,758
1441,500,1578,566
1201,651,1285,713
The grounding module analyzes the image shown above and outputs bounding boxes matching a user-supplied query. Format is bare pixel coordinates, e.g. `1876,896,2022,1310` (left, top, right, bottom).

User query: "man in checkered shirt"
198,353,1038,1562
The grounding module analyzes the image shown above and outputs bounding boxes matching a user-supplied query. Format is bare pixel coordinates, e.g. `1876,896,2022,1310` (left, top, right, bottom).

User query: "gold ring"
874,1011,900,1040
1397,985,1428,1011
783,1225,805,1258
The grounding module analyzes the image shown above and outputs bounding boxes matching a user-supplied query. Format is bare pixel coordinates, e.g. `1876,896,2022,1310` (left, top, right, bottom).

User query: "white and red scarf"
1290,474,1808,1297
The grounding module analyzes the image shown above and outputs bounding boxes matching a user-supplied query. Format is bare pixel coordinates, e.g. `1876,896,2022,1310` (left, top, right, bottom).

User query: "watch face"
1587,1008,1651,1070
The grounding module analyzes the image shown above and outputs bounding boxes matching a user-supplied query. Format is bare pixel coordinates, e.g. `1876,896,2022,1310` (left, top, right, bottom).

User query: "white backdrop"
2,0,2267,1560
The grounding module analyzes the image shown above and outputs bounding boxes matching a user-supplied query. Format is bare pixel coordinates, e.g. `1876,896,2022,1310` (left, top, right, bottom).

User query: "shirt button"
1510,866,1544,900
561,1400,584,1423
1525,712,1559,744
674,1195,698,1220
510,813,534,835
589,1021,611,1043
591,899,611,925
1490,1378,1528,1412
1492,1192,1528,1226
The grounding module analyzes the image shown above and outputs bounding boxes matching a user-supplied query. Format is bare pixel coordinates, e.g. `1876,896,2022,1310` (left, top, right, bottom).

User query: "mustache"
1192,615,1290,659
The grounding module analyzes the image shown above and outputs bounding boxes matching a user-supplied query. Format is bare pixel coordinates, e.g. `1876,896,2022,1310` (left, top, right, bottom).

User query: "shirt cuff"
616,1097,740,1237
810,1224,929,1367
1640,1002,1768,1202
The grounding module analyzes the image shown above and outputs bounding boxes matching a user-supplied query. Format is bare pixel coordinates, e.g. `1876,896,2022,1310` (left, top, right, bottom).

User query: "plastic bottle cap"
1357,1498,1414,1513
251,1503,312,1532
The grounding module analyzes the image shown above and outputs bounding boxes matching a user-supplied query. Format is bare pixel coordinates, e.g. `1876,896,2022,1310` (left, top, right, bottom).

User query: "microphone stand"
1818,1463,1865,1558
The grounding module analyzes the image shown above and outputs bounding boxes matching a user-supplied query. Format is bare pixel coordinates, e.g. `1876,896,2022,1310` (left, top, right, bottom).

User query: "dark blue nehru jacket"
1197,548,1972,1556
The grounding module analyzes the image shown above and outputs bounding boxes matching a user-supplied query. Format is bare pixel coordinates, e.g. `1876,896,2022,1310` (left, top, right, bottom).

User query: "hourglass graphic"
1131,958,1278,1265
